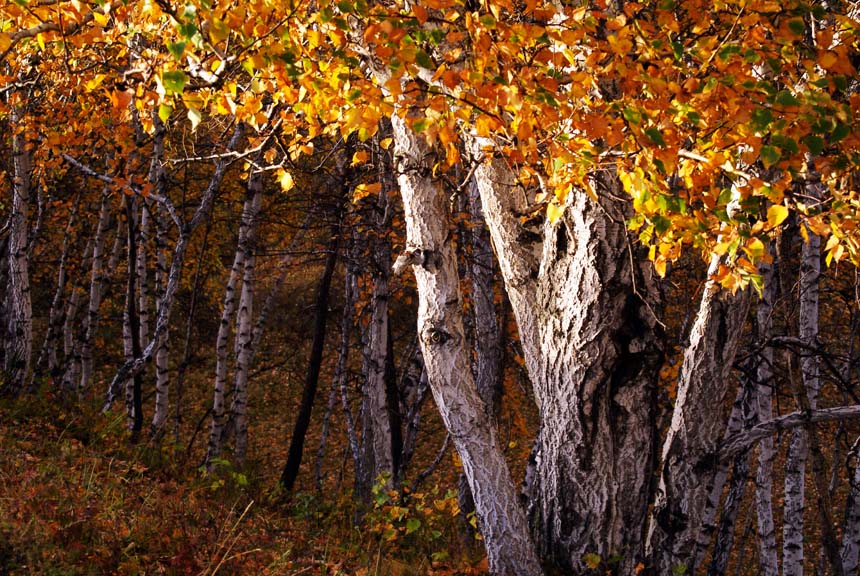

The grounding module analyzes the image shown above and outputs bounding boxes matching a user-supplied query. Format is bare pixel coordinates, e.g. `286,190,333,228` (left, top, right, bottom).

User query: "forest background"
2,0,860,574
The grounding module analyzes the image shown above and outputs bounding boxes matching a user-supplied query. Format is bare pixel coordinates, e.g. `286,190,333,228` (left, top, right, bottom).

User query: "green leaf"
774,90,800,106
162,70,187,94
415,49,433,69
645,127,665,147
760,145,781,168
158,104,173,123
788,18,806,37
167,41,186,61
623,107,642,124
832,123,850,143
802,134,824,156
405,517,421,535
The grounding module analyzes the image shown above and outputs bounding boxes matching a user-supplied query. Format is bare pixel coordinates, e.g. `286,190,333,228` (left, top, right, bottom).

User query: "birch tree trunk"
138,202,151,352
393,119,542,576
79,192,113,394
205,175,257,467
469,138,662,573
228,170,263,463
150,206,171,437
755,252,779,576
783,213,821,576
646,255,750,574
5,107,34,395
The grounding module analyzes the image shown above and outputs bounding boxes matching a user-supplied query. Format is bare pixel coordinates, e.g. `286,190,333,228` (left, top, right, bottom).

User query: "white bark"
206,177,256,466
229,171,262,463
392,115,542,576
755,253,779,576
783,215,821,576
470,140,662,572
137,202,151,351
647,255,751,574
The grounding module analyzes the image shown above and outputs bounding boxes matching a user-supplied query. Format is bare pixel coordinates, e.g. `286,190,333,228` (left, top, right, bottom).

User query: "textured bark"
458,175,504,531
228,171,263,463
691,382,748,570
5,107,34,395
754,253,779,576
708,377,757,576
470,138,662,573
783,217,821,576
137,202,151,352
394,119,542,576
150,208,171,437
359,171,400,486
646,256,751,575
206,176,258,466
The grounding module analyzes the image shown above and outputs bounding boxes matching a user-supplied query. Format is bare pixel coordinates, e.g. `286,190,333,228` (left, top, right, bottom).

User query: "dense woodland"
2,0,860,574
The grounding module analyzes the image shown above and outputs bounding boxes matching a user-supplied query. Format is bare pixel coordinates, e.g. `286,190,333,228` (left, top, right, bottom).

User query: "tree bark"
4,106,34,395
783,214,821,576
646,255,750,574
754,251,779,576
393,120,542,576
228,170,263,463
470,138,662,573
125,199,144,440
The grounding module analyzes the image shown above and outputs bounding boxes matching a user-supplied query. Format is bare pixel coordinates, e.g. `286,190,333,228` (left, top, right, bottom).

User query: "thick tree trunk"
394,120,542,576
5,107,34,395
647,255,751,574
470,139,662,573
280,223,340,492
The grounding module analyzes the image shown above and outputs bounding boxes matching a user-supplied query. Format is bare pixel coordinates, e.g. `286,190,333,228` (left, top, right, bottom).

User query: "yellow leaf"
767,204,789,229
547,200,565,224
277,169,295,192
654,256,667,277
352,182,381,203
380,137,393,150
0,33,11,53
187,107,202,131
93,11,109,27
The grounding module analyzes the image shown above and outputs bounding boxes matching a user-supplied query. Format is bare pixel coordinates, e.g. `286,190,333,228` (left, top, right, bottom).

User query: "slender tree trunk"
151,207,171,437
79,192,113,394
125,199,144,440
138,202,151,352
755,251,779,576
783,213,822,576
32,193,81,389
229,171,263,463
647,254,750,574
842,438,860,573
280,220,340,492
392,120,542,576
5,107,34,395
206,184,257,466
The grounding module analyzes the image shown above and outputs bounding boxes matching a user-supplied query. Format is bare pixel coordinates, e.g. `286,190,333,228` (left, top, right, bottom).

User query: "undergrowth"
0,394,488,575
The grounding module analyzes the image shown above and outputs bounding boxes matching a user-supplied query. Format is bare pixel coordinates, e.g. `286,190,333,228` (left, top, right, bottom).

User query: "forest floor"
0,394,490,575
